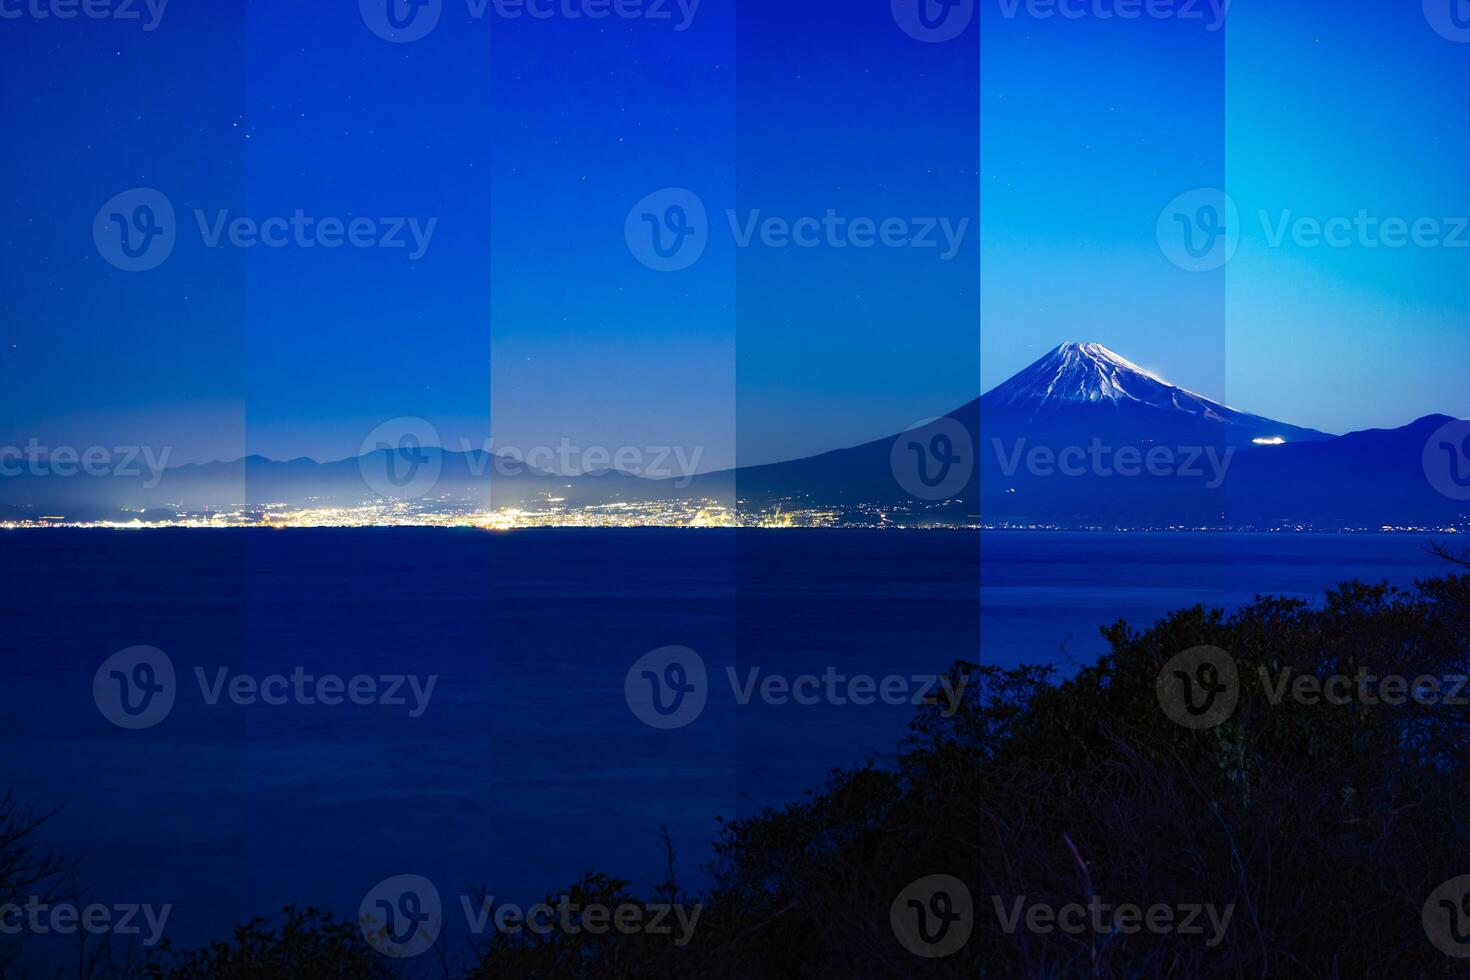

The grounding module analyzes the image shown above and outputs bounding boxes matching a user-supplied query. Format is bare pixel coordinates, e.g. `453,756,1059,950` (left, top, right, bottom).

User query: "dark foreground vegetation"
9,559,1470,977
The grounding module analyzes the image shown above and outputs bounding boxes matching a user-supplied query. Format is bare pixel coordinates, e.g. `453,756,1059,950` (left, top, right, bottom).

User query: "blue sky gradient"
2,0,1466,468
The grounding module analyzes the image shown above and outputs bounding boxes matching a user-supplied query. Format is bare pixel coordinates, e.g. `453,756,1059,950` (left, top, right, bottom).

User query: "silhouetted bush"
653,572,1470,978
142,906,393,979
471,570,1470,977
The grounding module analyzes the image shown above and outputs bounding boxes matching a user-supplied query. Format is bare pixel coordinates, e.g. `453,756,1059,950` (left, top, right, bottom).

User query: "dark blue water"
0,528,1453,963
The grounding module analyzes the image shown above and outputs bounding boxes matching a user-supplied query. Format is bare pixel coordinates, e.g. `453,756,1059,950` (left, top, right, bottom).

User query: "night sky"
2,0,1467,469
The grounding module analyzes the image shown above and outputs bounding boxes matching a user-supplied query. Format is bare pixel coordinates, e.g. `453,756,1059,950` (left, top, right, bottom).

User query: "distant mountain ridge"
4,342,1467,528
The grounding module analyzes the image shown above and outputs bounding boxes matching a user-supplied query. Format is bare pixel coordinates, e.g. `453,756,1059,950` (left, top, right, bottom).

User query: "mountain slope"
717,342,1329,510
981,343,1332,446
711,344,1467,528
1221,415,1470,525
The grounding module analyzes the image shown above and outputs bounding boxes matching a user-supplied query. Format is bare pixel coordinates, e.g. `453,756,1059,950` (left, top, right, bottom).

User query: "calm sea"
0,528,1453,961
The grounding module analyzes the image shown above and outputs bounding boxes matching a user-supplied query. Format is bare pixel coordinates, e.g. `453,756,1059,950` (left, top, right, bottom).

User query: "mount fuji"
713,342,1330,509
714,342,1466,528
980,343,1332,446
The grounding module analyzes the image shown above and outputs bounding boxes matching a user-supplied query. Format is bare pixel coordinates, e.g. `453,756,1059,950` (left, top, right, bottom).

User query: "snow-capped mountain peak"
986,342,1190,408
980,342,1332,444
